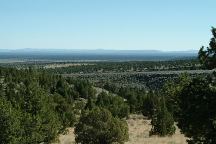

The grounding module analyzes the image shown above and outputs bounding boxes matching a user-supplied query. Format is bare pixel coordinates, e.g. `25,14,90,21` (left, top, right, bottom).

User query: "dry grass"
54,128,75,144
126,114,187,144
55,114,187,144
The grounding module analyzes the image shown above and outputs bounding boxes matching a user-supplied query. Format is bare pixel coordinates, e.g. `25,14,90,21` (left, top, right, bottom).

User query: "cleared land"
55,115,187,144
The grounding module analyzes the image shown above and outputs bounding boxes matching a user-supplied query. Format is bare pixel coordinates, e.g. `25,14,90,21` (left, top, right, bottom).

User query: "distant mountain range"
0,48,198,61
0,48,198,54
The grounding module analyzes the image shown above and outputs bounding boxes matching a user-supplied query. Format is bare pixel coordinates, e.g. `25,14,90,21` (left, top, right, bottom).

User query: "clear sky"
0,0,215,51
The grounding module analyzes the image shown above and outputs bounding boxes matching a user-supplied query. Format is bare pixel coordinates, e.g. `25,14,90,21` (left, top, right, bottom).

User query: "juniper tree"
199,27,216,69
150,96,176,136
75,108,129,144
178,77,216,144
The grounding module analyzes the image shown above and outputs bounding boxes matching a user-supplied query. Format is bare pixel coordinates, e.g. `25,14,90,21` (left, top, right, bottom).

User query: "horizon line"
0,48,199,52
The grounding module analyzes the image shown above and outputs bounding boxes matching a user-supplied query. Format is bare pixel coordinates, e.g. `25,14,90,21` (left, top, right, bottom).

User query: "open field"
56,115,187,144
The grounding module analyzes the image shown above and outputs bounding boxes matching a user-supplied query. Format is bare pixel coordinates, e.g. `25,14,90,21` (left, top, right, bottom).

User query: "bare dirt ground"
55,114,187,144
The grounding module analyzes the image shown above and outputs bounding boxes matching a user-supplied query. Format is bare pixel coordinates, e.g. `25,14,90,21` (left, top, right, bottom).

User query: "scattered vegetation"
0,27,216,144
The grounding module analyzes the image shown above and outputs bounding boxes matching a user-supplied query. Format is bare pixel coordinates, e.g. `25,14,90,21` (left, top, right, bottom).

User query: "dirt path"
56,115,187,144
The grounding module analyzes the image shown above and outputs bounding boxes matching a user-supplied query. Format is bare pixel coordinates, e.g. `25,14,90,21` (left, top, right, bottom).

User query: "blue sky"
0,0,215,51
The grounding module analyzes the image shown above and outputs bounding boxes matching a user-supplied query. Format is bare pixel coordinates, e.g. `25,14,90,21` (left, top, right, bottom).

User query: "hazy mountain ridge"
0,48,198,61
0,48,198,54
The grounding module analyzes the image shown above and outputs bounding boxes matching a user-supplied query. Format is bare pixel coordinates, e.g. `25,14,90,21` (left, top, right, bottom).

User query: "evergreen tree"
53,93,76,131
142,91,158,118
75,108,129,144
150,96,176,136
0,97,22,144
85,97,95,110
0,67,86,143
198,27,216,69
96,92,129,118
178,77,216,144
162,74,191,119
